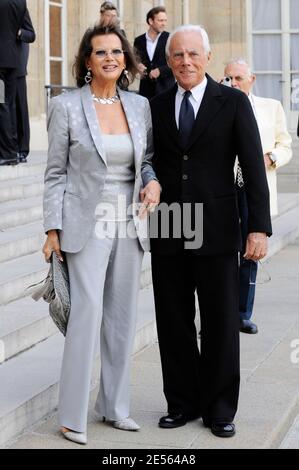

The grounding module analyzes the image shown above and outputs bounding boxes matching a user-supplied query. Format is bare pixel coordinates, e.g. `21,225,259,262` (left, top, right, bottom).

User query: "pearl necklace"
92,93,120,105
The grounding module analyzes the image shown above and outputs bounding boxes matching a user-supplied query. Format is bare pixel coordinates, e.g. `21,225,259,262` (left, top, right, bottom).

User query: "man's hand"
42,230,64,263
244,232,268,261
264,153,273,169
149,68,160,80
138,63,147,75
139,180,161,218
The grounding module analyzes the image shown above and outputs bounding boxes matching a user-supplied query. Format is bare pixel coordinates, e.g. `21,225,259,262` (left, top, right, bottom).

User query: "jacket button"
183,155,189,161
182,174,188,181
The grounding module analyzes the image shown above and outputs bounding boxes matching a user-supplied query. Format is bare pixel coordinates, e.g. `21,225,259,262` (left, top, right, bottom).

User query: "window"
45,0,68,87
248,0,299,127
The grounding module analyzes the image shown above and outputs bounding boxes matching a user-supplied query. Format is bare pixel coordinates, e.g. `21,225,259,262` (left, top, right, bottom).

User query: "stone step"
0,252,48,306
0,249,151,308
277,177,299,193
0,153,46,182
0,196,43,231
0,253,152,363
0,175,44,203
276,193,299,217
267,203,299,259
0,285,156,447
0,221,45,264
0,296,56,364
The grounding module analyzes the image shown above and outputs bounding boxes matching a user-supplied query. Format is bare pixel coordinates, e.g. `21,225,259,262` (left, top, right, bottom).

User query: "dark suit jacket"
0,0,27,68
17,8,36,77
149,75,272,256
134,31,175,98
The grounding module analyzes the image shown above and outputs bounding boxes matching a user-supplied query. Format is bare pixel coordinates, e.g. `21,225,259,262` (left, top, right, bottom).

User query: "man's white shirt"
146,32,162,61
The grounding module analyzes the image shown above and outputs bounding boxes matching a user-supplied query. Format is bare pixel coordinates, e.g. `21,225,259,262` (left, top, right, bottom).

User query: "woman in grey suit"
42,25,160,445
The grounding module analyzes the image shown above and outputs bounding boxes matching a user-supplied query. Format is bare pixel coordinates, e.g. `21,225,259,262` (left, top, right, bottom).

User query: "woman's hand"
139,180,161,218
42,230,64,263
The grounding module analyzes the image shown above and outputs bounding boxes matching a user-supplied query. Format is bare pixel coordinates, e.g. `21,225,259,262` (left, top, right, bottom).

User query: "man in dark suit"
134,6,175,99
147,25,272,437
16,8,36,163
0,0,27,166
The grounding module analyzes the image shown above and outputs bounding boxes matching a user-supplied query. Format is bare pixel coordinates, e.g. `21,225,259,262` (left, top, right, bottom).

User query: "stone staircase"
277,132,299,192
0,152,155,447
0,151,299,448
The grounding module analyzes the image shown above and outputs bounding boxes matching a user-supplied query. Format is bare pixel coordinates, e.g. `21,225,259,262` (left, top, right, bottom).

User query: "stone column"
117,0,125,28
182,0,190,24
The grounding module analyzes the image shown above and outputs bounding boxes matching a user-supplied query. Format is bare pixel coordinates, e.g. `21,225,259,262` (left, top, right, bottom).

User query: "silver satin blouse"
96,133,135,221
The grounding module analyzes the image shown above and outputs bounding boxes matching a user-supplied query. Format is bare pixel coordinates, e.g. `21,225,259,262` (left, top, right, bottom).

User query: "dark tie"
179,91,195,149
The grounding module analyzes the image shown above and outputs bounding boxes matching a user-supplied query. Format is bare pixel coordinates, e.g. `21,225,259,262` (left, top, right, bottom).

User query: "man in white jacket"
224,58,292,334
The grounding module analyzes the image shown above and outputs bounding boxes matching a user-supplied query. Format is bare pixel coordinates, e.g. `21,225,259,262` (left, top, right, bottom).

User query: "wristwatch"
267,152,277,168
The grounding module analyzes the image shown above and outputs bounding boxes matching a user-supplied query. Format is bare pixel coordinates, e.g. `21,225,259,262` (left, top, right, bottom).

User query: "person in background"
224,58,292,335
0,0,27,166
16,8,36,163
99,1,126,36
134,6,174,99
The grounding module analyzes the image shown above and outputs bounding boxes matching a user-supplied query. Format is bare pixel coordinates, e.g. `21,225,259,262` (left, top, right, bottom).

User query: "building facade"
26,0,298,150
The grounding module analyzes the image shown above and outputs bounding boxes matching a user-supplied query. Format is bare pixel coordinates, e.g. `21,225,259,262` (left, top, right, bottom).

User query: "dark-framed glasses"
93,49,125,59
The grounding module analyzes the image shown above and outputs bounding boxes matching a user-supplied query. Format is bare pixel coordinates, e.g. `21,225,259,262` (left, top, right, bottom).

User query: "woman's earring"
124,69,129,77
85,69,92,84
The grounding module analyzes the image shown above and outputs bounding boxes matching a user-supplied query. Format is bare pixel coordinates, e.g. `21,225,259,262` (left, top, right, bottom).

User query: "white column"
44,0,50,86
182,0,190,25
134,0,145,37
62,0,68,86
117,0,124,28
153,0,165,5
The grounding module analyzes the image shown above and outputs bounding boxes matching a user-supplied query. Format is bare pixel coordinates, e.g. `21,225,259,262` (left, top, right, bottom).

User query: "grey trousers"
58,222,143,433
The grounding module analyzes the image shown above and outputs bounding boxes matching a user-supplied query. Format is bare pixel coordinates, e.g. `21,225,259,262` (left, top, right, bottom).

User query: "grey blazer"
43,84,157,253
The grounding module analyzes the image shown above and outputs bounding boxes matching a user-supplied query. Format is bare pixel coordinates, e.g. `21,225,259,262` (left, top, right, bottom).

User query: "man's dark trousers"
0,68,18,160
237,185,258,321
152,250,240,422
16,74,30,156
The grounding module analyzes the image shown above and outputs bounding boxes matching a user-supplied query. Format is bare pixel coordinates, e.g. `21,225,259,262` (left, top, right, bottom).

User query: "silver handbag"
30,253,70,336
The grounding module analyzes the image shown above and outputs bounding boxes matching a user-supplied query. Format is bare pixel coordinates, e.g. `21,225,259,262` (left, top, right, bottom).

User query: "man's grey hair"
224,57,253,76
166,25,211,58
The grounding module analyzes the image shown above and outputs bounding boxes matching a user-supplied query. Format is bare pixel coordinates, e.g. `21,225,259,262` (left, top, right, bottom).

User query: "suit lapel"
152,32,165,63
141,33,150,63
80,84,107,166
118,88,141,170
186,75,227,151
159,84,181,148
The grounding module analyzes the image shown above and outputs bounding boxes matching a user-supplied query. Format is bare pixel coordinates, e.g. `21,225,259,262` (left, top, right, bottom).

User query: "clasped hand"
139,180,161,218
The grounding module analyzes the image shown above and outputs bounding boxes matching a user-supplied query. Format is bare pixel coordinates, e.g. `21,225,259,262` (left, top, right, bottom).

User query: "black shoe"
159,413,200,429
0,158,19,166
210,421,236,438
240,319,258,334
17,153,28,163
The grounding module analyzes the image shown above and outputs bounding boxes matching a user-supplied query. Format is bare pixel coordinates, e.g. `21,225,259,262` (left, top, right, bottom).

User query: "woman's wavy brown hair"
73,25,139,89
